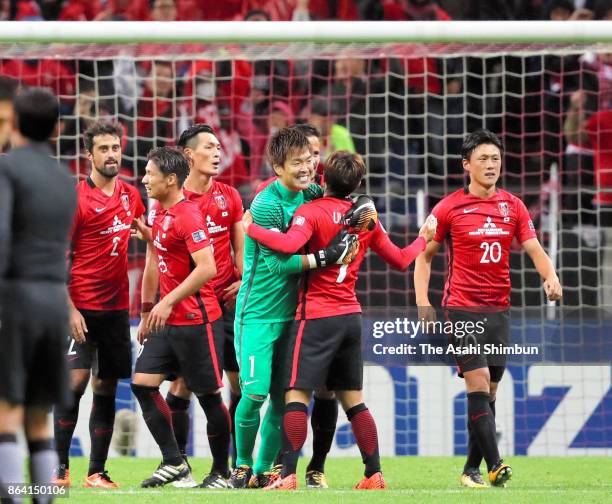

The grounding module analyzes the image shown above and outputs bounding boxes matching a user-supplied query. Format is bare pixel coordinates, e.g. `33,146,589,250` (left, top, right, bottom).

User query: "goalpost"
1,20,610,457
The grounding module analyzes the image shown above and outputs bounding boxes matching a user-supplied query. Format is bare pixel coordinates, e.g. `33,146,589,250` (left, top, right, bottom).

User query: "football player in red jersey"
242,151,436,490
414,129,562,488
134,147,231,488
52,121,146,488
155,124,245,485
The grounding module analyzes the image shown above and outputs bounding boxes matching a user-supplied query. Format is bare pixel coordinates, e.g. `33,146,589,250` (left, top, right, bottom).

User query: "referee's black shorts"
0,281,71,407
285,313,363,392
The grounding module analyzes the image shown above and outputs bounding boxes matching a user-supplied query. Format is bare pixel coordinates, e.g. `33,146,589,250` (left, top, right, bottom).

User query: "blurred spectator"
150,0,178,21
292,0,358,20
382,0,451,20
565,89,612,224
0,75,17,152
307,98,355,161
0,58,75,104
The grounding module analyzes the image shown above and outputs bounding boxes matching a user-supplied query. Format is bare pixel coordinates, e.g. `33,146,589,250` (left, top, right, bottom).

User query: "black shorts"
66,309,132,380
135,319,225,394
285,313,363,391
221,304,239,373
446,309,509,382
0,281,71,407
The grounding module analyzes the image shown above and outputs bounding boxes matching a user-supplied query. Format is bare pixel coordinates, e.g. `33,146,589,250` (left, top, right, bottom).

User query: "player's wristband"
141,302,154,314
306,254,317,270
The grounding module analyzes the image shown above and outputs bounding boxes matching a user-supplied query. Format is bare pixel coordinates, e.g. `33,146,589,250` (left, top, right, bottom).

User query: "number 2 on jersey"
110,236,120,256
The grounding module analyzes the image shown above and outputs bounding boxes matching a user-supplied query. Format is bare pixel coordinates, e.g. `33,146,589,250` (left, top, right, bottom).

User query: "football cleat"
488,460,512,487
228,465,253,489
51,464,70,487
305,470,329,488
249,465,281,488
460,470,487,488
84,471,119,488
141,462,190,488
355,472,387,490
198,472,229,489
263,473,297,490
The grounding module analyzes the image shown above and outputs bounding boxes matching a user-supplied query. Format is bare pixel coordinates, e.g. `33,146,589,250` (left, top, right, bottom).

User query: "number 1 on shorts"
249,355,255,378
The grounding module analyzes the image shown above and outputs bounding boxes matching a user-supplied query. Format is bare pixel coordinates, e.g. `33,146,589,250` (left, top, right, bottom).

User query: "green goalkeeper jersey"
236,180,322,324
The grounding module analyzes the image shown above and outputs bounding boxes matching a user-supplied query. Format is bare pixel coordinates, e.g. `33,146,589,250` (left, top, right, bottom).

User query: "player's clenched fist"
543,276,562,301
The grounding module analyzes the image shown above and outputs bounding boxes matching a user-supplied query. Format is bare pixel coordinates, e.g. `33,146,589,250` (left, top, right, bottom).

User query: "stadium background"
1,0,611,460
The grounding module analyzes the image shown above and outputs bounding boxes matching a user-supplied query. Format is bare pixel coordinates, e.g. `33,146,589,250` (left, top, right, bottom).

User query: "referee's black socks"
131,384,183,466
346,403,381,477
466,392,500,471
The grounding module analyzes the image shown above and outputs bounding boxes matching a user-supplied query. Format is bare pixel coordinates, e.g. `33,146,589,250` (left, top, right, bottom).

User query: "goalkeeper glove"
307,229,360,269
343,194,378,232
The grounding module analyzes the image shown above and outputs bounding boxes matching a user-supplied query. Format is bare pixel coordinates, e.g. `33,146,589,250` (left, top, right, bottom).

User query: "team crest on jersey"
214,194,227,210
121,194,130,212
162,215,172,232
498,202,509,217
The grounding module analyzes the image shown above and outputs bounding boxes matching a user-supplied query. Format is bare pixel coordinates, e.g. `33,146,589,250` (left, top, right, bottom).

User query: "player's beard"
95,160,119,179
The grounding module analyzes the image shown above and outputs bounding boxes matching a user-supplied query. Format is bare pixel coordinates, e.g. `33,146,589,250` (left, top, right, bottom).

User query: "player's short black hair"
460,129,504,161
267,126,310,170
290,123,321,140
324,151,366,197
14,87,58,142
147,146,190,187
83,120,123,152
0,76,18,102
177,123,217,150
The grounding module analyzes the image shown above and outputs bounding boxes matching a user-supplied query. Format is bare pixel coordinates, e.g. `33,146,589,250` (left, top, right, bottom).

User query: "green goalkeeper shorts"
234,320,292,397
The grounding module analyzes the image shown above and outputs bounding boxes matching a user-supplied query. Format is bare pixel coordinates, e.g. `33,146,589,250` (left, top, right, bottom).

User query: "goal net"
2,24,610,457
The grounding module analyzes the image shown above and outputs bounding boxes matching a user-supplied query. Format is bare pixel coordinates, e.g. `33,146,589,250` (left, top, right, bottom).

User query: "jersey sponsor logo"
463,207,479,213
100,215,131,235
294,215,306,226
498,202,509,217
468,216,510,237
192,230,207,243
206,215,228,235
214,194,227,210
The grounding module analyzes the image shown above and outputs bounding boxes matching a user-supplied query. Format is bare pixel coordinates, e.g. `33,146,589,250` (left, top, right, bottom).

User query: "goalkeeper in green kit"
230,127,359,488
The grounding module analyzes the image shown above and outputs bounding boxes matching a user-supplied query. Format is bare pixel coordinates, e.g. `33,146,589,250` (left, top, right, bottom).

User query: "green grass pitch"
60,456,611,503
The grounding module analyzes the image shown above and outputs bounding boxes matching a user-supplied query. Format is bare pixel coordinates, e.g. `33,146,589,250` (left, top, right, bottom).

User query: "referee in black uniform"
0,87,76,502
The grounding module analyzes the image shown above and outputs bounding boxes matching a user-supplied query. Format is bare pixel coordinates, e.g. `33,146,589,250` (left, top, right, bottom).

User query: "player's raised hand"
312,229,360,268
242,210,253,233
419,215,438,243
344,194,378,232
146,299,173,333
543,276,562,301
69,306,88,343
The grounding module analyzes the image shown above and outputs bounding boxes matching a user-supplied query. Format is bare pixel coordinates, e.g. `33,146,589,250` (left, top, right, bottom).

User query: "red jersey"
247,196,426,319
69,177,145,311
183,180,243,300
585,110,612,205
148,199,221,325
432,188,537,308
